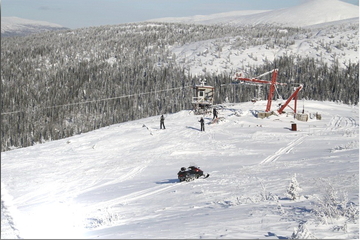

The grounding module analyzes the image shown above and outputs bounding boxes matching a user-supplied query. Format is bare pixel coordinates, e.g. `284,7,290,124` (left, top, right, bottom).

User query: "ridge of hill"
148,0,359,27
1,17,69,37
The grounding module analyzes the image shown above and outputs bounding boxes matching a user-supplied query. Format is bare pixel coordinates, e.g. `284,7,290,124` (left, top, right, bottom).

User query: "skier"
199,117,205,131
160,115,165,129
213,108,218,120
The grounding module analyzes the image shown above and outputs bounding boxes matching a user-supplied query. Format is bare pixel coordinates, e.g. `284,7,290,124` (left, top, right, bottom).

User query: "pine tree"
287,174,302,200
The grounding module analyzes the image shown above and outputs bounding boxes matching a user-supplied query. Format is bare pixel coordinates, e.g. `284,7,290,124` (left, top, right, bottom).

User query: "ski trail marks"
260,135,305,165
327,115,358,131
90,183,178,211
76,165,148,196
14,165,148,207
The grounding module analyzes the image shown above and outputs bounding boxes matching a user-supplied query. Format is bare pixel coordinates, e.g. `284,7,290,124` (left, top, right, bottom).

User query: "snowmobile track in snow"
80,165,148,194
327,115,358,131
260,135,306,165
89,183,180,211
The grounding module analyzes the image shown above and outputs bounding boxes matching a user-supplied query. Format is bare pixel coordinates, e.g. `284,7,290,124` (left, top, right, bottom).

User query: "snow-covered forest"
1,20,358,151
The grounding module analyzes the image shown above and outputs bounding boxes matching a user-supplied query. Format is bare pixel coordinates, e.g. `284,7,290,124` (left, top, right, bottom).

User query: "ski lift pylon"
233,69,303,114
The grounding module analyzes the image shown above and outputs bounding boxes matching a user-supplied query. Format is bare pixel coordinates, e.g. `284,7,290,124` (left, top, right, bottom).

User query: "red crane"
277,84,303,114
233,69,302,114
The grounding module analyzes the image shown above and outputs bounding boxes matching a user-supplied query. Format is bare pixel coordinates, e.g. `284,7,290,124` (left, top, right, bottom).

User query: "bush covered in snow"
312,184,359,225
287,174,302,200
290,222,316,239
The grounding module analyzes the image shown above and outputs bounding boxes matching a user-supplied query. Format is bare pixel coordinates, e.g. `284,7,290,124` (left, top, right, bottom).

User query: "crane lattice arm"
233,69,285,112
233,69,303,114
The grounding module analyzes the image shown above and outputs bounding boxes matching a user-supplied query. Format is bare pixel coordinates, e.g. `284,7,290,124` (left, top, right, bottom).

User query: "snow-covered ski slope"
1,100,359,239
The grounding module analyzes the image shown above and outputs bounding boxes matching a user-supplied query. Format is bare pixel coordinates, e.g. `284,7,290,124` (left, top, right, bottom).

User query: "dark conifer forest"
1,22,358,151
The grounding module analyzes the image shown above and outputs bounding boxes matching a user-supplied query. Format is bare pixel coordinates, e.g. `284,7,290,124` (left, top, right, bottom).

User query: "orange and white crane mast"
233,69,303,114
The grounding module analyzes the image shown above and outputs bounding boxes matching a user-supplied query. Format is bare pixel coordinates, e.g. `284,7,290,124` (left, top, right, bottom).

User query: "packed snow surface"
1,100,359,239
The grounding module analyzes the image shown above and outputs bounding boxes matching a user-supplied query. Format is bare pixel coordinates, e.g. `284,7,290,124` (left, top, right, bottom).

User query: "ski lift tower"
233,69,303,116
192,79,214,115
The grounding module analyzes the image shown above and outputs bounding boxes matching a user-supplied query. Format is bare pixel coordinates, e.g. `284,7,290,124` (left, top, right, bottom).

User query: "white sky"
1,0,359,29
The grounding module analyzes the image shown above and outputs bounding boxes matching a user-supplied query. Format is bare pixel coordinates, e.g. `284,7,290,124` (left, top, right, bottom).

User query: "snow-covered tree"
290,222,316,239
287,174,302,200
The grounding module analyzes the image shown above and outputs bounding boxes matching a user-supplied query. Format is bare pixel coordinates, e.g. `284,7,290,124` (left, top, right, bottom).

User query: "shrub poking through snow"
260,181,278,201
84,208,120,229
290,221,316,239
312,184,359,224
287,174,302,200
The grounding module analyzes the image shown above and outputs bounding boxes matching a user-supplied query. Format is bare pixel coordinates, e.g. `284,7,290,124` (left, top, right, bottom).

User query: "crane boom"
277,85,303,114
233,69,284,112
233,69,303,115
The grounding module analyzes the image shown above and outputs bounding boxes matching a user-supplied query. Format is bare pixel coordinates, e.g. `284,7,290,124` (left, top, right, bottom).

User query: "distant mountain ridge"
2,0,357,37
1,17,69,37
148,0,359,27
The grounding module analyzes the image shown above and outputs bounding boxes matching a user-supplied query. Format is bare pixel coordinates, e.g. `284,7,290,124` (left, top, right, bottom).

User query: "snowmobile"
177,166,209,182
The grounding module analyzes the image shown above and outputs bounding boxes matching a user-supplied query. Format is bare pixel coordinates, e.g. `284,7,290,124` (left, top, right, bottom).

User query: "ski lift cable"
1,85,193,115
254,69,275,79
274,85,283,100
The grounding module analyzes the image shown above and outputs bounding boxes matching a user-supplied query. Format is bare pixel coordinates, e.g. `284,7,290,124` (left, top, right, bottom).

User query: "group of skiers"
160,108,218,132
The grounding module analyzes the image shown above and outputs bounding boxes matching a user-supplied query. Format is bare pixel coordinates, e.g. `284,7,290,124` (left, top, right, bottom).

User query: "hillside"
1,17,69,37
1,20,358,151
168,20,359,76
148,0,359,27
1,100,359,239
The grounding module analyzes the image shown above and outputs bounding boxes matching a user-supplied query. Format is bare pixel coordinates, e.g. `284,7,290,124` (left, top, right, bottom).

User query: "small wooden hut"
191,79,214,115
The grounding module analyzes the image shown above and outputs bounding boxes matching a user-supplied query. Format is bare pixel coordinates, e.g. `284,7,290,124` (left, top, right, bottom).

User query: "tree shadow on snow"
264,232,287,239
156,179,179,184
279,196,292,200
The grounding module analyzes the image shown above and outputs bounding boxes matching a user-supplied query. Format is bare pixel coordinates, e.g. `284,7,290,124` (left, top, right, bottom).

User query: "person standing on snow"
160,115,166,129
213,108,218,120
199,117,205,131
